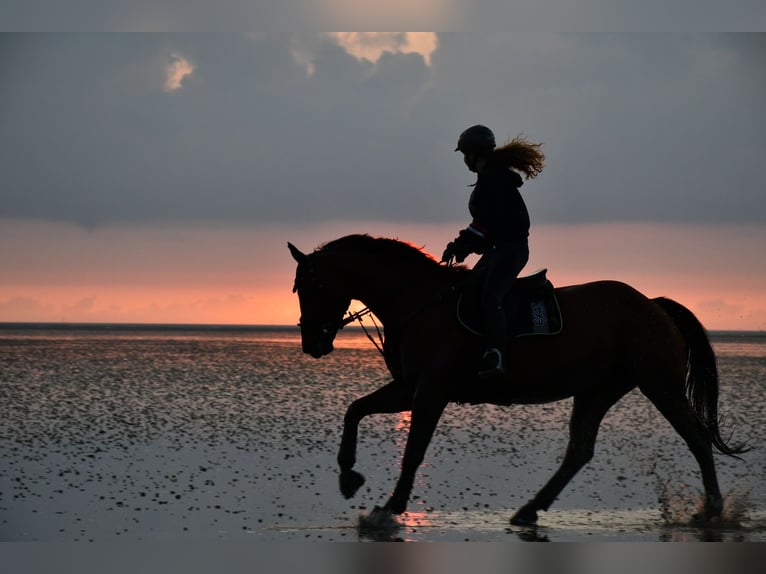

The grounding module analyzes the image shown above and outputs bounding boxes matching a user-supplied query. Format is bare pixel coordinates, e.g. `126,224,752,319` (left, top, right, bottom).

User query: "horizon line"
0,321,764,337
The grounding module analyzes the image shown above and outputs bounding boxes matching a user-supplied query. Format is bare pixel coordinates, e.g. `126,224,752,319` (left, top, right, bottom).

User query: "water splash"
656,478,750,527
656,480,697,525
720,490,751,525
357,507,404,541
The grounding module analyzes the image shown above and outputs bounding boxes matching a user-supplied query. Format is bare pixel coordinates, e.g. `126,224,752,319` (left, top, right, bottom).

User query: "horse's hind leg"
511,389,628,526
640,383,723,522
338,379,412,498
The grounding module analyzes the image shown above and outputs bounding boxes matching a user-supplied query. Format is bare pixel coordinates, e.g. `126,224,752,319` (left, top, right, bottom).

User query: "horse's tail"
653,297,749,458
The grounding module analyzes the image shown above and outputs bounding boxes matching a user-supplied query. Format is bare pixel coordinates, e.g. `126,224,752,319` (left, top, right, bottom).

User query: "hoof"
339,469,365,499
690,509,721,527
510,506,539,526
358,506,402,531
691,497,723,525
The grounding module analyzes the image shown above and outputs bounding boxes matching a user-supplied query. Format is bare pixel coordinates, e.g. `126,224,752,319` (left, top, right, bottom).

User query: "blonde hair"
492,134,545,180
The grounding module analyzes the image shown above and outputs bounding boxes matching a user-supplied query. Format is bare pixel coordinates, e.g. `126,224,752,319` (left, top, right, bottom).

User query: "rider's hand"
441,243,456,264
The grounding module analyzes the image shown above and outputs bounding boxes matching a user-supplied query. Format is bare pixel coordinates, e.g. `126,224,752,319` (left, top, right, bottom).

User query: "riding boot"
478,304,507,379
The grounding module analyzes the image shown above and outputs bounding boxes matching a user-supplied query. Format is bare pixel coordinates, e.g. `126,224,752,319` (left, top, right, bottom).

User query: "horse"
287,234,747,526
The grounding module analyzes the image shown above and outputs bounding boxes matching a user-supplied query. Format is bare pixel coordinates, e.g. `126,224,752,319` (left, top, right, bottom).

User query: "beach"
1,326,764,542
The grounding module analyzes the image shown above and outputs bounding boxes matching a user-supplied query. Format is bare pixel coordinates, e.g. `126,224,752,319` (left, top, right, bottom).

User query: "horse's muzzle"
306,341,334,358
308,347,331,359
303,324,337,358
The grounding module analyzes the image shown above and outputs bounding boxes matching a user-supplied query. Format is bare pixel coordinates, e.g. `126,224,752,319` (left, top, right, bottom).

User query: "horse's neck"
341,256,440,328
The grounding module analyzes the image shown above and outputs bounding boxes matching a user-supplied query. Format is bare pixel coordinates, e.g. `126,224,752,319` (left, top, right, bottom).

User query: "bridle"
293,260,349,338
294,261,384,356
341,307,384,356
295,255,462,359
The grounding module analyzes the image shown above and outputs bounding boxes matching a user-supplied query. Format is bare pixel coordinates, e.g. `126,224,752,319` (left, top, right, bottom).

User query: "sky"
1,32,765,330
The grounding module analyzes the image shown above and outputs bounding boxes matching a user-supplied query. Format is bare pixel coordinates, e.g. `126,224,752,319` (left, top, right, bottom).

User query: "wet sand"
1,328,764,542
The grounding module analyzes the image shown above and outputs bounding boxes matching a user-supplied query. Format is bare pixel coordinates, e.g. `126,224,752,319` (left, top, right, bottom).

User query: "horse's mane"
315,234,467,276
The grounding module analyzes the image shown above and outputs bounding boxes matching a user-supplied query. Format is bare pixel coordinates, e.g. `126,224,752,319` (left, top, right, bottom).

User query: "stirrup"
478,348,504,379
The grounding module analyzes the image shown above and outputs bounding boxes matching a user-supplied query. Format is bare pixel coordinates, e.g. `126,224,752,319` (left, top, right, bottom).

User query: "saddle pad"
457,279,563,338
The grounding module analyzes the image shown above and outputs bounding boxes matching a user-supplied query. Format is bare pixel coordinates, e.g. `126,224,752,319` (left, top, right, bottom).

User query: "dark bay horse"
287,234,746,526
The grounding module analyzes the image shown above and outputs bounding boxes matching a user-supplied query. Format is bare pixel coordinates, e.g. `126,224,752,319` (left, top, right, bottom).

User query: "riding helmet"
455,125,496,154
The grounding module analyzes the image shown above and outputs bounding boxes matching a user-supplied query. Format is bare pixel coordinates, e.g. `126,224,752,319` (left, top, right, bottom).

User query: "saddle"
456,269,563,338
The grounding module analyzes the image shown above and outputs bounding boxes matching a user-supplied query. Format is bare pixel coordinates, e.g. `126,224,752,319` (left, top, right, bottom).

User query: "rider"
441,125,545,379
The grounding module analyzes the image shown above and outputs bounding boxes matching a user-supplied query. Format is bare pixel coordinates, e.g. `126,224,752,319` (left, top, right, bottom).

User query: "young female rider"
441,125,545,378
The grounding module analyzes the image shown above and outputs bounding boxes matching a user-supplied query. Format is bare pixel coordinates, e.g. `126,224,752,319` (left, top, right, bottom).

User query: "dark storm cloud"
1,33,764,227
0,33,451,227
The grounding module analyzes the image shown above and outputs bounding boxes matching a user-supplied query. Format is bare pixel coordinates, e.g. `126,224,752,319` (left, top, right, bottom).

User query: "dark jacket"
451,163,529,259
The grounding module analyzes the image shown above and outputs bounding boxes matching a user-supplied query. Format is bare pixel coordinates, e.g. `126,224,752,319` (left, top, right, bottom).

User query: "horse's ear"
287,242,308,264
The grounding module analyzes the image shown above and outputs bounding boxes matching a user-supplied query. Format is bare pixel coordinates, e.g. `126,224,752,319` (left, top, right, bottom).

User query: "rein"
342,307,385,356
340,272,463,359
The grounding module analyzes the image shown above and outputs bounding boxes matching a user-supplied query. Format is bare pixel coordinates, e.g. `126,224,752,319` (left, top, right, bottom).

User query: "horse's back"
554,279,656,319
557,278,673,325
555,279,645,298
549,279,685,364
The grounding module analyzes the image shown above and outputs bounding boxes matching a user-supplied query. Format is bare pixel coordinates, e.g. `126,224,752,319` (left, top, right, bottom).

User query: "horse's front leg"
382,389,448,515
338,379,413,499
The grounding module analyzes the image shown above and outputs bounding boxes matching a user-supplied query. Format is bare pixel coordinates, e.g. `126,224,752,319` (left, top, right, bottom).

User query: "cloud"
164,52,194,92
326,32,439,65
65,296,97,313
1,34,764,228
0,297,56,321
290,40,317,78
694,299,766,331
290,32,439,78
697,299,744,316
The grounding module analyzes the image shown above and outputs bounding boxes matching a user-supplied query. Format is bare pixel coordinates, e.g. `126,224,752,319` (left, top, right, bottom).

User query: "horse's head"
288,242,352,358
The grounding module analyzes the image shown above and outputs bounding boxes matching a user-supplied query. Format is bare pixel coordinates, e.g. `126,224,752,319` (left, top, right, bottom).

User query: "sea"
0,324,764,543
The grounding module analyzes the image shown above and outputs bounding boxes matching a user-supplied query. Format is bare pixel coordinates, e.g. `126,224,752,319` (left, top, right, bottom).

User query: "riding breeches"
475,242,529,349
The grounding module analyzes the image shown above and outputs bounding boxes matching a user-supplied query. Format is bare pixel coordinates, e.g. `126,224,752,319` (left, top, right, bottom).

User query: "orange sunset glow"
1,220,765,331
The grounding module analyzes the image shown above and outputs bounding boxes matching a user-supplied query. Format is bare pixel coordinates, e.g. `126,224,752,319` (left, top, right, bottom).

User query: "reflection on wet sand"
1,328,763,542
